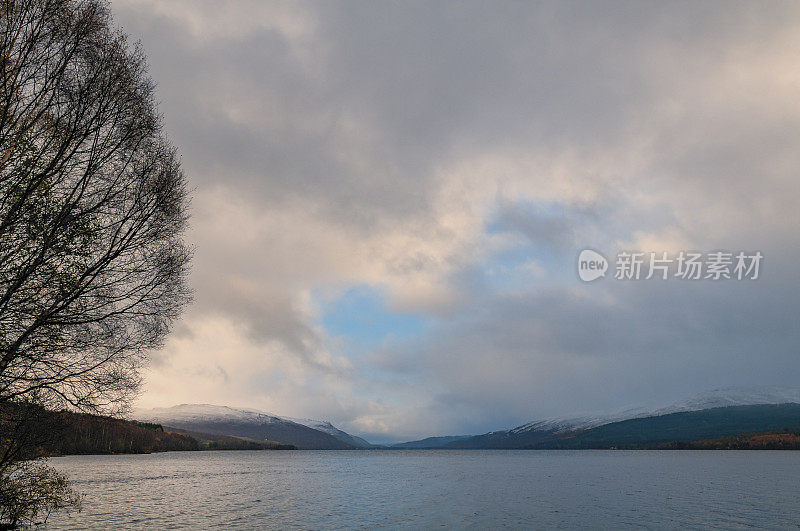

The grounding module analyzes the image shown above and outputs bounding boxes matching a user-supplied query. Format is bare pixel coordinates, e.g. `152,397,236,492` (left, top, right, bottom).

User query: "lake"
47,450,800,529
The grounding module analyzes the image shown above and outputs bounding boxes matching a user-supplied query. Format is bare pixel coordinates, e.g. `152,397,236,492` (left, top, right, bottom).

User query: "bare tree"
0,0,191,520
0,459,81,529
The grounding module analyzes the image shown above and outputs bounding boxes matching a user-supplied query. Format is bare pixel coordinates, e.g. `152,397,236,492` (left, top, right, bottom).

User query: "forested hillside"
446,404,800,449
1,405,294,458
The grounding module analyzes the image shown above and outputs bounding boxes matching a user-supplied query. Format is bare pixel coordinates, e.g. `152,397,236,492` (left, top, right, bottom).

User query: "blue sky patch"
319,285,430,351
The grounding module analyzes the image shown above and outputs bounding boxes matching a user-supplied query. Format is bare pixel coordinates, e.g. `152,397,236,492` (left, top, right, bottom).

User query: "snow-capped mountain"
448,386,800,449
509,407,651,435
135,404,282,425
136,387,800,451
510,386,800,436
652,386,800,416
133,404,373,450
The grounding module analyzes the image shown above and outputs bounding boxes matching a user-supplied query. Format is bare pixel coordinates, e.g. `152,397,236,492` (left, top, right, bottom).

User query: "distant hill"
550,403,800,449
391,436,472,449
447,404,800,449
445,425,563,449
285,417,378,448
129,387,800,451
134,404,364,449
0,406,295,457
445,386,800,449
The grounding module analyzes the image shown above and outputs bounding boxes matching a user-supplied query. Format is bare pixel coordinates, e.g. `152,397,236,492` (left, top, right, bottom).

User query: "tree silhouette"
0,0,191,524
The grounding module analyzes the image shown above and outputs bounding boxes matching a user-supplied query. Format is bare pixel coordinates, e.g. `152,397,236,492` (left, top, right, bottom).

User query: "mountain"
506,406,650,436
133,387,800,451
545,403,800,449
391,435,471,449
652,386,800,416
285,418,378,448
133,404,365,450
447,403,800,449
447,386,800,449
445,424,567,449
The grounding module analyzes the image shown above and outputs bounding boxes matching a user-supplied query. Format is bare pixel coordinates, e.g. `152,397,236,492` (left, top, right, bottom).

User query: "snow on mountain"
133,404,374,448
134,404,283,425
653,386,800,416
509,386,800,436
510,417,606,434
134,387,800,449
508,405,653,435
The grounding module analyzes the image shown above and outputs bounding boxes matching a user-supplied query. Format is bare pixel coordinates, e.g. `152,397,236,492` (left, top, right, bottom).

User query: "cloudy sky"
112,0,800,443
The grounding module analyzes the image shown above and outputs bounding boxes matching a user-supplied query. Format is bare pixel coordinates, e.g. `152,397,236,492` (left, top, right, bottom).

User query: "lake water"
47,450,800,529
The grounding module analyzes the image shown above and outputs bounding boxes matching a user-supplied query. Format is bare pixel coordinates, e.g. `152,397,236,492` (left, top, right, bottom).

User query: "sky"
111,0,800,443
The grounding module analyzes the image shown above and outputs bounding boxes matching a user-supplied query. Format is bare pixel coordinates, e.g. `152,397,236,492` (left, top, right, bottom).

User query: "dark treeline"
166,427,295,451
2,404,197,456
45,413,199,455
1,404,295,457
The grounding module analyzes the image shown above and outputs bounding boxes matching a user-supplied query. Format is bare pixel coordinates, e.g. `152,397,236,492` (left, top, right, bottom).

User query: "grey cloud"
118,1,789,224
111,0,800,438
412,267,800,433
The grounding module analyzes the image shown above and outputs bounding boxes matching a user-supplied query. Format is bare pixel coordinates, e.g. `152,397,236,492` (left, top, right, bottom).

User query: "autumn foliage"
687,431,800,450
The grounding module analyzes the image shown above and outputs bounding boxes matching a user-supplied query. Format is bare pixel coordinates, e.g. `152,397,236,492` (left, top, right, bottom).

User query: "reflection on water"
47,450,800,529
